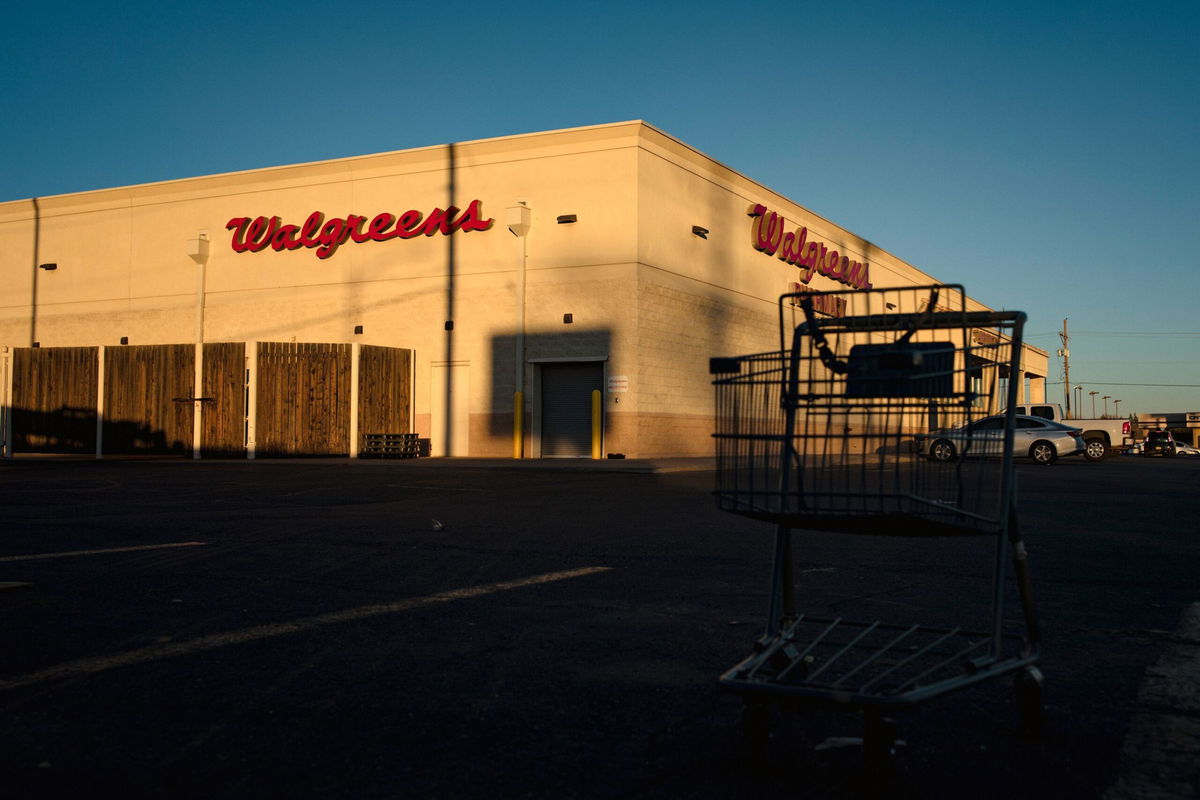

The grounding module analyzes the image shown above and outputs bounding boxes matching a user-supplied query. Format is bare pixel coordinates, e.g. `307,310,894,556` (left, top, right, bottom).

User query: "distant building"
1136,412,1200,447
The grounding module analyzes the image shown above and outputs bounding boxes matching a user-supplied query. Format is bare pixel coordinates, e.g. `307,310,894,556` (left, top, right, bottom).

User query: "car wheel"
1084,438,1107,462
929,439,957,462
1030,441,1057,465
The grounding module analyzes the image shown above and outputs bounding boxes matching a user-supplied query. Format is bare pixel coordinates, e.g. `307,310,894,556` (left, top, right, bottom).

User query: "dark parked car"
1143,430,1176,457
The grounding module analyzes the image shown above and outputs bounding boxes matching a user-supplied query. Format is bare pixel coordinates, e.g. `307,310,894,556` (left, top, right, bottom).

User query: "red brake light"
1122,421,1130,434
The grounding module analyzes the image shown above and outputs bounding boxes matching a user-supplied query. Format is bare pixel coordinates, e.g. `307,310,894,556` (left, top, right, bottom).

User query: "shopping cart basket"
710,284,1043,764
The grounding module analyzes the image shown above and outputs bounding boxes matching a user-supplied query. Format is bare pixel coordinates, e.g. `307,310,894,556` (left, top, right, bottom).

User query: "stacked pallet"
360,432,421,458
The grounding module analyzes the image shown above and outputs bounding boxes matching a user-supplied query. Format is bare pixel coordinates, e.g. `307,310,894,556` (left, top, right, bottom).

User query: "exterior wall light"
354,325,364,335
39,263,57,270
444,321,454,331
692,226,709,239
563,313,573,324
186,234,210,265
506,204,531,237
120,336,129,345
557,214,577,224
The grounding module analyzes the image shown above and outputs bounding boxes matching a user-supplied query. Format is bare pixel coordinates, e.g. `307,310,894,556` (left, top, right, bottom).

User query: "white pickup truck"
1009,403,1131,461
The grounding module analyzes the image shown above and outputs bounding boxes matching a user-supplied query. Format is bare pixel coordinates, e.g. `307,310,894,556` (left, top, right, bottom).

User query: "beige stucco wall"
0,120,1048,458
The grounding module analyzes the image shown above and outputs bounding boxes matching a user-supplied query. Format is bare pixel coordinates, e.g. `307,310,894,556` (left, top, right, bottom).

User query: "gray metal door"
540,362,602,457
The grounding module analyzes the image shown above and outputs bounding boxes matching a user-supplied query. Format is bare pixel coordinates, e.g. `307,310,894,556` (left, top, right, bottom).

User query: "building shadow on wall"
9,406,179,455
489,328,613,437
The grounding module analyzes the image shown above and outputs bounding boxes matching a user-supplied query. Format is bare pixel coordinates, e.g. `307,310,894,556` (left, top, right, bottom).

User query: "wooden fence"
203,342,247,457
11,347,98,453
358,345,413,436
103,344,194,454
4,342,412,458
255,342,352,457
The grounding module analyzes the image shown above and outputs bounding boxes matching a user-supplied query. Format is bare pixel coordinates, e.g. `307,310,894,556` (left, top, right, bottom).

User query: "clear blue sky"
3,0,1197,415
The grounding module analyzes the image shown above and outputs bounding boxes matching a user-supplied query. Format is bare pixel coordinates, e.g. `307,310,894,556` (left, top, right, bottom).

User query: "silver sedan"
915,414,1085,465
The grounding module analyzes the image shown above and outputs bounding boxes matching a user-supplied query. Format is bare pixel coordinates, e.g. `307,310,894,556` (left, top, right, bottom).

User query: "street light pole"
1089,390,1098,418
505,203,531,459
1114,399,1121,418
1103,395,1111,418
1074,385,1083,417
187,232,210,460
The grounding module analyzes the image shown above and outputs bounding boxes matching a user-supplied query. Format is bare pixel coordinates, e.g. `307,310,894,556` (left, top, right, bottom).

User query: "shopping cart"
710,284,1043,765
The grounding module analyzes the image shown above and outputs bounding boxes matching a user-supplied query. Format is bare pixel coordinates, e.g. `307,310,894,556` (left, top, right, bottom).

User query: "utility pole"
1057,318,1071,418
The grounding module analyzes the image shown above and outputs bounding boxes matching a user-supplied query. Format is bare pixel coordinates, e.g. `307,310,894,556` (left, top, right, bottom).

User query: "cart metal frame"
710,284,1043,761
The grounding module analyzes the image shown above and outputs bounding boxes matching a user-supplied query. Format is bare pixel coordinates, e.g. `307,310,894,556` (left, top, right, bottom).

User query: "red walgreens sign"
226,199,494,259
748,203,872,290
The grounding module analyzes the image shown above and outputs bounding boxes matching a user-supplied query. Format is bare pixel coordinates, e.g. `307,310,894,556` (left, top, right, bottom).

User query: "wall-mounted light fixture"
885,302,897,310
444,321,454,331
563,313,574,324
120,336,129,345
353,325,364,335
186,234,210,266
556,214,577,224
506,203,532,237
38,263,57,271
691,226,709,239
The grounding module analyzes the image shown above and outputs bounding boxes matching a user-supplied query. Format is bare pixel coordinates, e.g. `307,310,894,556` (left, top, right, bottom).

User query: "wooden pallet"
360,432,421,458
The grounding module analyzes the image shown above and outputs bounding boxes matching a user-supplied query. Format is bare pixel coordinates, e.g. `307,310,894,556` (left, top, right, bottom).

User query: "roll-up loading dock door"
540,362,603,458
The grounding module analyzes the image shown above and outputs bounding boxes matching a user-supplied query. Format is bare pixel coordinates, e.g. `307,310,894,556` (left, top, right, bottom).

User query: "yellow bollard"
591,389,602,460
513,391,524,459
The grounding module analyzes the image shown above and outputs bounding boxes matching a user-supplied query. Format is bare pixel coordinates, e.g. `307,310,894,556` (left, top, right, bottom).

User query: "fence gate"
202,342,247,457
103,344,194,454
11,346,99,453
256,342,352,456
358,345,413,435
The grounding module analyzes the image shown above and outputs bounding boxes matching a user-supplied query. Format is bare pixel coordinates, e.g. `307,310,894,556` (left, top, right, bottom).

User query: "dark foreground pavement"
1,455,1197,798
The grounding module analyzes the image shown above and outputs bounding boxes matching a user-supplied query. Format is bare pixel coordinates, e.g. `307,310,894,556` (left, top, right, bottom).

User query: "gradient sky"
3,0,1197,415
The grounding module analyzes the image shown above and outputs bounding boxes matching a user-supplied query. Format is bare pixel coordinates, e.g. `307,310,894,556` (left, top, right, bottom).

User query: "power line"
1047,381,1200,388
1031,331,1200,337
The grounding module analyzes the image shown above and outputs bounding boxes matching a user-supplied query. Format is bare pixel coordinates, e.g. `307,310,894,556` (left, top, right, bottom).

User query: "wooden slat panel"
103,344,193,454
12,347,98,453
255,342,351,456
358,346,413,434
203,342,246,457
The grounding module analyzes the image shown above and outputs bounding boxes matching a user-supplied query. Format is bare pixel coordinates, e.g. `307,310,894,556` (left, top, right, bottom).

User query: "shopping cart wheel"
1014,666,1046,735
740,700,772,763
863,713,899,771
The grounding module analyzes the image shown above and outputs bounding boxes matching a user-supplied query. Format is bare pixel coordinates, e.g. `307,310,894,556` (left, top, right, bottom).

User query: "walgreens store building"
0,122,1049,459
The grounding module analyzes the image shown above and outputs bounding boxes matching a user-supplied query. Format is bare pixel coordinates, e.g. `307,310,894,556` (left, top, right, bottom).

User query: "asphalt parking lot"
1,454,1197,798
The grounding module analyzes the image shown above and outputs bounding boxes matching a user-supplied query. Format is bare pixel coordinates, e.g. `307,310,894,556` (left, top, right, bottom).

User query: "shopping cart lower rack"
710,284,1044,765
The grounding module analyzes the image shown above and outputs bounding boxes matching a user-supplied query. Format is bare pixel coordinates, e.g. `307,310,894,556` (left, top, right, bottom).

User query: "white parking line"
0,541,207,563
0,566,611,692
